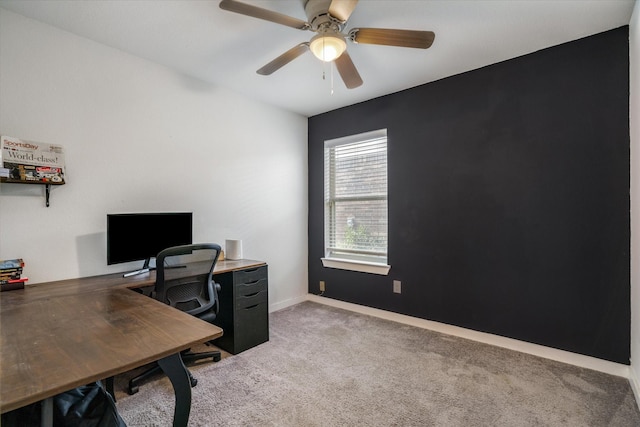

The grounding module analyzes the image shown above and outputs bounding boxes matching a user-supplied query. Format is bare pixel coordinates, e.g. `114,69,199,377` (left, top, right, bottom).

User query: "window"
322,129,390,275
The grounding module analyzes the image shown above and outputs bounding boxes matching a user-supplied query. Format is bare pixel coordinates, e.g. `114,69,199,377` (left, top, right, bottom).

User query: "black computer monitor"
107,212,193,276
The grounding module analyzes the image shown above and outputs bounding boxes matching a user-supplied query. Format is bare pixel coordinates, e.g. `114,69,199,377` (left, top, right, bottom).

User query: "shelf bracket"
45,184,51,207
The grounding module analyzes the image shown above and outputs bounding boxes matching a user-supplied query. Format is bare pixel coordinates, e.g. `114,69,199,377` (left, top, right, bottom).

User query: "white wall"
630,0,640,403
0,8,308,310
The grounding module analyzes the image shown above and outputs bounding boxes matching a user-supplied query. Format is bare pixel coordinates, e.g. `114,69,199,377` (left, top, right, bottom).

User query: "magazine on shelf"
0,277,28,291
0,277,27,285
0,271,22,281
0,259,27,288
1,136,65,184
0,258,24,269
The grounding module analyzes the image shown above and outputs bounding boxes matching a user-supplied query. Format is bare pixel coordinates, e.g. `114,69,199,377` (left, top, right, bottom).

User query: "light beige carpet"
114,301,640,426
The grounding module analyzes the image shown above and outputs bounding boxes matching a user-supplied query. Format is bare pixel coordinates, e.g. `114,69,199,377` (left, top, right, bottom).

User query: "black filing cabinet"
213,265,269,354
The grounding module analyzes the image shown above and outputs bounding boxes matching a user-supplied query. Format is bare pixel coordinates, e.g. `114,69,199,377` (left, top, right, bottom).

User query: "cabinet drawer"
235,278,267,297
233,266,267,284
236,289,268,309
234,301,269,353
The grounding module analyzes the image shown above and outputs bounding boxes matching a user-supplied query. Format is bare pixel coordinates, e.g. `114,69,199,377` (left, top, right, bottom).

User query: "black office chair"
127,243,223,395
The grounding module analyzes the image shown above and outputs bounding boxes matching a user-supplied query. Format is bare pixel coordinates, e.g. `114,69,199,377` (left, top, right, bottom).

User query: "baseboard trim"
269,294,307,313
630,363,640,408
306,294,630,378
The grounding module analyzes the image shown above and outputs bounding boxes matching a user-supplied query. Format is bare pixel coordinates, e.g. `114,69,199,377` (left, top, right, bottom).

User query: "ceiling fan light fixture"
309,33,346,62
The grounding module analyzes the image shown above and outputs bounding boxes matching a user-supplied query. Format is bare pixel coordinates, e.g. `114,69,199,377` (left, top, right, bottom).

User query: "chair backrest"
154,243,222,318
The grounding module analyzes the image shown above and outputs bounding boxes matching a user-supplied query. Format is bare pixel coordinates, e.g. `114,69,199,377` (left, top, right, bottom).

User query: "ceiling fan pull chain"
320,60,334,95
330,62,335,95
321,36,335,94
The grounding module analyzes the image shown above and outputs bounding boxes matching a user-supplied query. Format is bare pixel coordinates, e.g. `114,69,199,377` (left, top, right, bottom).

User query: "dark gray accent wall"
308,27,630,364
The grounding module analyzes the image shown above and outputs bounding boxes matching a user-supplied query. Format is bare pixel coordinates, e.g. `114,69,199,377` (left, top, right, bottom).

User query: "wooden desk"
5,259,267,301
0,259,265,426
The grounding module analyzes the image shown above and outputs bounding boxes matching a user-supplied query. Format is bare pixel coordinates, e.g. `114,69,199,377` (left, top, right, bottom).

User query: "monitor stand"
123,258,155,278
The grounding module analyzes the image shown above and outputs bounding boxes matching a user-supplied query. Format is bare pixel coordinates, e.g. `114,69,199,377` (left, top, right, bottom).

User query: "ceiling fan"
219,0,435,89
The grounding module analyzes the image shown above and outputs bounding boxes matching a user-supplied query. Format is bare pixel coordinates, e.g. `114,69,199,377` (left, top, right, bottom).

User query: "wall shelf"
0,178,65,207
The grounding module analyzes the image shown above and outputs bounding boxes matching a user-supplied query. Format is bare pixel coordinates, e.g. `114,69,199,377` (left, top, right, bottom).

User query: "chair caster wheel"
128,385,139,395
213,354,221,362
190,376,198,387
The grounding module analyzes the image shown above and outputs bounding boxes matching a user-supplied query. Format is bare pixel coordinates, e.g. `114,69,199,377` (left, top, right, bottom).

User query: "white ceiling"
0,0,635,117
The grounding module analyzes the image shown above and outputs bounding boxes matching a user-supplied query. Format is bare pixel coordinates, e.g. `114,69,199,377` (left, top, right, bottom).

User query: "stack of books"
0,258,27,291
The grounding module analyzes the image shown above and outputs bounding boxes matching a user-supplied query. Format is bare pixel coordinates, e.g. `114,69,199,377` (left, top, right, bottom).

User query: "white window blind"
324,129,388,267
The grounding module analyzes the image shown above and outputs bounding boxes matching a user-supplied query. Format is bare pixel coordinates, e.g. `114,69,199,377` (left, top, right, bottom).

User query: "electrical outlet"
319,281,325,292
393,280,401,294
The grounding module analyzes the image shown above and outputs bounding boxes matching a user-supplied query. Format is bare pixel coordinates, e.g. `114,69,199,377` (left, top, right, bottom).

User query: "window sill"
321,258,391,275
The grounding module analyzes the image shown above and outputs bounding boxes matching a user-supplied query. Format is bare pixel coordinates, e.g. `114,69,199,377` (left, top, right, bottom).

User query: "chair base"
127,349,221,395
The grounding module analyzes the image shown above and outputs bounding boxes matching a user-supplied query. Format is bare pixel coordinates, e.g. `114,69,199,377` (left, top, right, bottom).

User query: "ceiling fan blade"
334,51,363,89
219,0,309,30
257,43,310,75
328,0,359,23
350,28,435,49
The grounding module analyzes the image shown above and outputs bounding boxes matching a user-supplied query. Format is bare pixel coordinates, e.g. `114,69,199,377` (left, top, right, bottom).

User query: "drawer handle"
244,292,260,297
242,280,260,285
244,304,259,310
